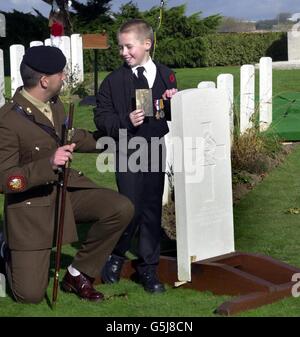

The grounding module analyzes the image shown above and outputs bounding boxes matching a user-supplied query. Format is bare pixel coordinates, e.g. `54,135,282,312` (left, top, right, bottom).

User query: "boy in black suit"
94,19,177,293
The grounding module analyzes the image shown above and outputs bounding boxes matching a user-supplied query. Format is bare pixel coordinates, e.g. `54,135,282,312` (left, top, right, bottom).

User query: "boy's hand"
129,109,145,127
162,88,178,100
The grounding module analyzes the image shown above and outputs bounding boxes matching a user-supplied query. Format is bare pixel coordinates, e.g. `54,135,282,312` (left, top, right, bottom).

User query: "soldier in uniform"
0,46,134,304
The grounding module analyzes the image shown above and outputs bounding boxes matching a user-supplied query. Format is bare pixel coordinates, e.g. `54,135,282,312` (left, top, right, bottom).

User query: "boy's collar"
131,57,155,74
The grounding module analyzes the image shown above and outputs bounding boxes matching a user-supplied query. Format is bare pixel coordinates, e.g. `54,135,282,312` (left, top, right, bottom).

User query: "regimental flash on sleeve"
7,176,26,192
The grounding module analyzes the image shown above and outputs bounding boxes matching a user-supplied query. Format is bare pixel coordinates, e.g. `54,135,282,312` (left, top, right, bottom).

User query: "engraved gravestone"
71,34,84,84
171,88,234,282
30,41,44,47
259,57,272,131
240,65,255,134
10,45,25,96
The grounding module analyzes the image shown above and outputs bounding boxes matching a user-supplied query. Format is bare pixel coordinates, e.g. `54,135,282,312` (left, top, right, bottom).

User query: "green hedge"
91,32,287,71
199,32,287,67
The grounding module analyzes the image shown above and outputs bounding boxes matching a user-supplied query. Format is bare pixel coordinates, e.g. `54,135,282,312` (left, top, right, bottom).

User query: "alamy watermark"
291,273,300,297
96,130,207,183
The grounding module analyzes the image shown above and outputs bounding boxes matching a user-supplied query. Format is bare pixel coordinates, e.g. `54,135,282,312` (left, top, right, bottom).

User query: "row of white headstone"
163,57,273,207
0,34,84,107
163,57,272,282
196,57,273,134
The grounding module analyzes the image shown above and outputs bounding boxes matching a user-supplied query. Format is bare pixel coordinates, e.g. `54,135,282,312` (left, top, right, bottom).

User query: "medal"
159,99,165,118
154,99,165,120
154,99,161,120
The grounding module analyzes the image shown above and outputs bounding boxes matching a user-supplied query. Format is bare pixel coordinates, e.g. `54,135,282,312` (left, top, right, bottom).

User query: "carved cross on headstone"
199,122,226,202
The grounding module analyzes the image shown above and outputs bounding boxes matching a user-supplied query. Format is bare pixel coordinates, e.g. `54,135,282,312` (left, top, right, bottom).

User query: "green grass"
2,67,300,316
2,144,300,316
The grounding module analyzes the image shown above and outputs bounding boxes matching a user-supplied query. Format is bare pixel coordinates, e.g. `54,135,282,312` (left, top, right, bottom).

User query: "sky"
0,0,300,21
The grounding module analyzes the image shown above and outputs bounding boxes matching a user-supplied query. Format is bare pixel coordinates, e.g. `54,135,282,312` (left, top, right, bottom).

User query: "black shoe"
139,271,166,294
101,254,125,284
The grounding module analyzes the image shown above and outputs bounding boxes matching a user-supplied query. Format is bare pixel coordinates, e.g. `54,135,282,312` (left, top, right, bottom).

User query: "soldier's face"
118,32,152,67
46,71,66,96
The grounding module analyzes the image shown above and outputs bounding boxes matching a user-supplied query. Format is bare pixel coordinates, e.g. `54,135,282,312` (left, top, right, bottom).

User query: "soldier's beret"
22,46,66,75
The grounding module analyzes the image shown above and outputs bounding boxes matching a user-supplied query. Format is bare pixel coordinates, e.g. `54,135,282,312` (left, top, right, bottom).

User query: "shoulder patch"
7,175,26,192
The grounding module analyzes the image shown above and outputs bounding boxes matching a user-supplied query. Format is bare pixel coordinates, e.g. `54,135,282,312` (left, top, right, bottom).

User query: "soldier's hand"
50,143,76,169
129,109,145,127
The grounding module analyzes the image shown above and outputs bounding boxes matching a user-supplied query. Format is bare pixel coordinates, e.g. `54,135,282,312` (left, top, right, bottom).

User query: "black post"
94,49,98,97
79,48,99,106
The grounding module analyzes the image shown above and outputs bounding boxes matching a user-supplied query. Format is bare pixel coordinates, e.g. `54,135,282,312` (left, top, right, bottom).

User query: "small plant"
162,164,176,240
60,63,82,104
231,96,284,175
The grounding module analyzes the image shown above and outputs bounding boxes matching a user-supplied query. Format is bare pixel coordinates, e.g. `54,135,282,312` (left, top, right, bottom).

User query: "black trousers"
113,139,166,275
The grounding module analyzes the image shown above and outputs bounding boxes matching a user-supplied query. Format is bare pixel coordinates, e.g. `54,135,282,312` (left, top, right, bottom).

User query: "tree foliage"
0,10,48,74
71,0,112,22
0,2,285,73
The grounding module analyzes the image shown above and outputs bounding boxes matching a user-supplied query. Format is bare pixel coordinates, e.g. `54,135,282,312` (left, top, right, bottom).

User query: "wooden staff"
52,103,74,308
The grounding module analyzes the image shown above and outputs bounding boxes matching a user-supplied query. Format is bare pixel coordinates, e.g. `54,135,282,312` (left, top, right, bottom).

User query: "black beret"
22,46,66,75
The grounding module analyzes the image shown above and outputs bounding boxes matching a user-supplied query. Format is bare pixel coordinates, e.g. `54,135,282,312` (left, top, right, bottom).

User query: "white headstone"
171,88,234,282
0,13,5,37
288,30,300,61
163,121,173,205
30,41,44,47
240,65,255,134
10,44,25,97
0,49,5,108
59,36,71,72
44,38,51,46
71,34,84,84
217,74,234,135
197,81,216,89
259,57,272,131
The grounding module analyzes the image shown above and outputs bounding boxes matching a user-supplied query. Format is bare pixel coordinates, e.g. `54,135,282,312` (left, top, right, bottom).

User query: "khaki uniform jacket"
0,90,100,251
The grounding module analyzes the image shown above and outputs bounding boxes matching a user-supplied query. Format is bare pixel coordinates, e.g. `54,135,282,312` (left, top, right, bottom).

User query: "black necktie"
134,66,149,89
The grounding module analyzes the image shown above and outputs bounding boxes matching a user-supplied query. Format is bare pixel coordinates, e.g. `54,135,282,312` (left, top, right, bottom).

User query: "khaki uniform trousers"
6,188,134,303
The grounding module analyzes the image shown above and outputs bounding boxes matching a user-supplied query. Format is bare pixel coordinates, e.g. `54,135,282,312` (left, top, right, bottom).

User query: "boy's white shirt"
131,57,157,89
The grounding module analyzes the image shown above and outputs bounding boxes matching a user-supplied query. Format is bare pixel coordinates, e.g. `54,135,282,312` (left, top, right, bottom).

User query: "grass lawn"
1,67,300,316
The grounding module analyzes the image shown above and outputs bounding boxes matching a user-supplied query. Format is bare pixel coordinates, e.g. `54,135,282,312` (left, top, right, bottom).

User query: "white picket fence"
0,34,84,105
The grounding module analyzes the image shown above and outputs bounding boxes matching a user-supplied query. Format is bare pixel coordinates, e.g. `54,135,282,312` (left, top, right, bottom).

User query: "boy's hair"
20,62,43,89
118,19,154,44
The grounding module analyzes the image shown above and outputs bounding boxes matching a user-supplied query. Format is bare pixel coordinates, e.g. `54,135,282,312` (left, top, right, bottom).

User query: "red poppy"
51,21,64,37
169,73,175,83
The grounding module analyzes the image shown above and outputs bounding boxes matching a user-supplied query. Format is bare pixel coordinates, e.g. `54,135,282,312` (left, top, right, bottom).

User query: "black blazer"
93,62,177,140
